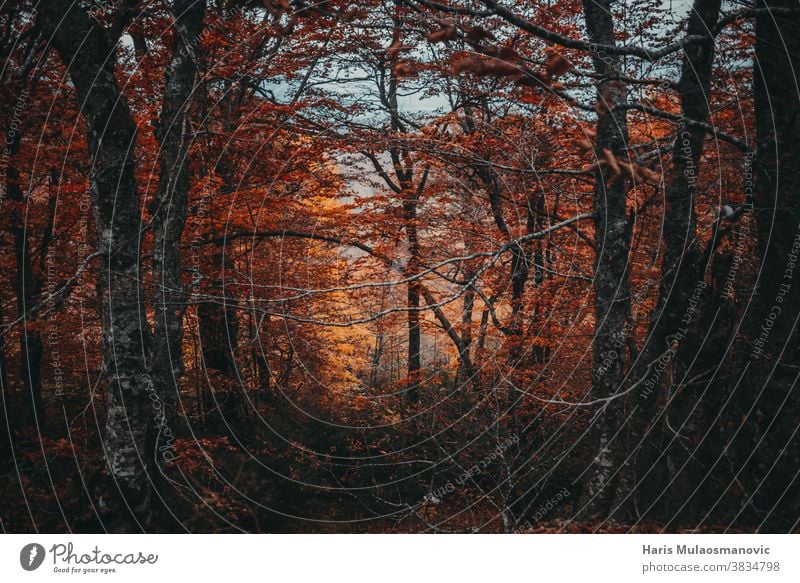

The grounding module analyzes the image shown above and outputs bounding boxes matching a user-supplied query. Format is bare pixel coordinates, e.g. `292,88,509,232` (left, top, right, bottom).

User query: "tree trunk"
404,191,422,402
39,1,153,529
383,19,423,403
751,0,800,348
0,295,11,470
457,281,475,386
478,167,531,361
614,0,722,519
198,245,239,380
742,0,800,530
369,332,384,389
150,0,205,416
577,0,632,518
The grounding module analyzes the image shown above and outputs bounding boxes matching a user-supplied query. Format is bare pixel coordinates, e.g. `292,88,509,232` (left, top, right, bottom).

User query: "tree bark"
383,15,423,402
751,0,800,349
613,0,722,518
150,0,205,415
742,0,800,530
198,245,239,380
0,295,11,471
404,189,422,401
482,168,530,361
578,0,632,518
39,1,153,529
456,278,475,387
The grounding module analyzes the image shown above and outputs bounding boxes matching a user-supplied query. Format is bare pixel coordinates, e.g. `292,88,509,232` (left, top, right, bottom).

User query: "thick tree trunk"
578,0,632,518
256,343,271,394
39,1,153,529
741,0,800,530
150,0,205,416
613,0,722,518
751,0,800,347
198,298,239,379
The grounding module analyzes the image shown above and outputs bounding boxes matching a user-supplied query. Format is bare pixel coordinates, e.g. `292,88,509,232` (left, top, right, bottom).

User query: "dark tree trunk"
198,245,239,379
476,306,490,354
577,0,632,518
529,192,545,288
256,346,271,394
456,279,475,387
39,1,153,529
740,0,800,530
150,0,206,415
478,167,531,361
383,22,423,403
462,101,533,360
195,79,243,417
249,310,271,404
404,191,421,402
0,294,11,470
420,286,475,387
614,0,722,519
198,300,239,378
369,332,384,389
751,0,800,347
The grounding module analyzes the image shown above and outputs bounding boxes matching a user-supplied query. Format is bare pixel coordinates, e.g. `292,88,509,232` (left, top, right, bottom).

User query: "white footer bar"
1,534,797,582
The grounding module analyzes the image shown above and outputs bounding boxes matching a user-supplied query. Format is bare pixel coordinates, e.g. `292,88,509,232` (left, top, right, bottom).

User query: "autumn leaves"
389,15,575,97
577,134,664,188
386,15,663,191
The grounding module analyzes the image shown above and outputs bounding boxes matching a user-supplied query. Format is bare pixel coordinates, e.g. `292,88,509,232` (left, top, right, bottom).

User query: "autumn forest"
0,0,799,533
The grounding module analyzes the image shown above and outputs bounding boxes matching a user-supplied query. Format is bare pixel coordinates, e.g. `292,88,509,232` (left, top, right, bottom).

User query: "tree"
38,0,154,529
741,0,800,530
613,0,723,520
0,0,797,533
575,0,632,518
150,0,207,420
